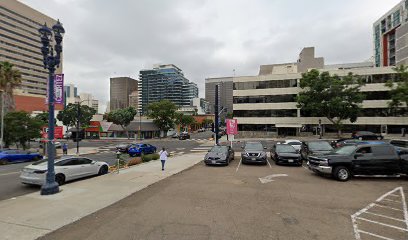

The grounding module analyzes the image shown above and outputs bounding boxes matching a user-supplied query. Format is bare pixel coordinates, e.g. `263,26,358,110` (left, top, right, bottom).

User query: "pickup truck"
307,143,408,181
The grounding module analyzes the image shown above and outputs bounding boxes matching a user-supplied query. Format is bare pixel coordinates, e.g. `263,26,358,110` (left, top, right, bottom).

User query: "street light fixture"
38,20,65,195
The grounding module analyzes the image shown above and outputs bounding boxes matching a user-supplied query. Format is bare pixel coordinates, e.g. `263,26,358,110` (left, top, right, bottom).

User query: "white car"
282,139,302,152
20,156,109,186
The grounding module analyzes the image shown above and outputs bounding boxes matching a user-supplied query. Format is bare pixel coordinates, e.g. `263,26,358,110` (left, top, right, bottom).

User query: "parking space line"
358,230,396,240
0,171,20,176
266,159,272,168
382,198,402,203
364,211,405,222
356,217,408,232
235,158,242,172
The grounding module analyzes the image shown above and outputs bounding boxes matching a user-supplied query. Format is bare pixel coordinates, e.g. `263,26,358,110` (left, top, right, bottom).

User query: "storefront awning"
275,124,302,128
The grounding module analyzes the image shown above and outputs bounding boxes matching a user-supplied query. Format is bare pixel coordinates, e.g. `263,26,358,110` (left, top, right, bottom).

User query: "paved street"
38,154,408,240
0,132,215,201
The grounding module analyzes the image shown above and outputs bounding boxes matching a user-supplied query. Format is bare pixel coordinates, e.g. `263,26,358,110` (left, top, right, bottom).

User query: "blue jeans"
161,160,165,170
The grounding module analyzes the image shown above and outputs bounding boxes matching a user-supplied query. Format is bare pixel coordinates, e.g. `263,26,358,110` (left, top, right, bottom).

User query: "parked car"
204,145,234,166
40,141,62,149
300,141,334,160
282,139,302,152
115,143,131,153
307,143,408,181
0,150,42,164
241,142,267,165
128,143,157,157
179,132,191,140
198,128,206,133
390,139,408,148
20,156,109,186
351,131,383,140
271,144,302,166
331,139,363,148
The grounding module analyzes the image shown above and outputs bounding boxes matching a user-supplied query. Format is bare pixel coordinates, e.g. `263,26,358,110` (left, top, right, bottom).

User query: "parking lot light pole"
39,20,65,195
0,90,4,150
318,119,322,139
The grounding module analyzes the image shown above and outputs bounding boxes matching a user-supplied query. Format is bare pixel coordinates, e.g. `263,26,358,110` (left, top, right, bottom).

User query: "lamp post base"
40,181,59,195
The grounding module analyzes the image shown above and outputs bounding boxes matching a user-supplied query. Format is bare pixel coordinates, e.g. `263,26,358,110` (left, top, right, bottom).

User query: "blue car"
128,144,157,157
0,150,43,163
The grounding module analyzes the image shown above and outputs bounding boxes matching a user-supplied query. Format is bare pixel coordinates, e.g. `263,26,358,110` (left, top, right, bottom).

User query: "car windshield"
276,144,297,153
210,146,227,153
308,141,333,151
357,131,374,135
333,145,357,155
245,143,263,150
288,142,301,145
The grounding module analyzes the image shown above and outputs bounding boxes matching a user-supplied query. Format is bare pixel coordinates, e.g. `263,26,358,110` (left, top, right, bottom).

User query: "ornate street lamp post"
38,20,65,195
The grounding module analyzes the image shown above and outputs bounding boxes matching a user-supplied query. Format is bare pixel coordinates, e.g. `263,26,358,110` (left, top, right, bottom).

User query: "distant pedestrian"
62,143,68,155
159,147,168,171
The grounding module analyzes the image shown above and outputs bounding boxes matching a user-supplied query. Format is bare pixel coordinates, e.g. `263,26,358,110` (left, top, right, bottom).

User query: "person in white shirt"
159,147,168,171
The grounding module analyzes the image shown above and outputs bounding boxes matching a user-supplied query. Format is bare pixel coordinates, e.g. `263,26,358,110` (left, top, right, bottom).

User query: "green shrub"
151,153,159,160
142,154,152,162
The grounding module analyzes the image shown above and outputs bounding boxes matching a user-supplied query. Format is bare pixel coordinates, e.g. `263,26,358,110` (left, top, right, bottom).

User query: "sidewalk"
0,153,204,240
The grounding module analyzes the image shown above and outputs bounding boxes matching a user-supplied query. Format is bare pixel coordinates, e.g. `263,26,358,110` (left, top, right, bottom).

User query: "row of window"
0,32,39,50
0,54,48,74
0,51,43,68
234,110,297,118
0,46,42,62
0,14,39,38
21,72,47,81
233,79,297,90
0,25,41,46
0,38,42,58
233,95,296,104
0,7,41,30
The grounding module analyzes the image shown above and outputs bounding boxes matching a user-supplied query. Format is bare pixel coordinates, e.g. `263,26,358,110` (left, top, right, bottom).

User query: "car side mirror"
354,153,363,159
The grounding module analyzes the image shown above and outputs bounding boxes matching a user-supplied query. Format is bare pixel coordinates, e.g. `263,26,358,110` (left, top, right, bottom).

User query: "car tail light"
33,170,47,174
336,143,341,148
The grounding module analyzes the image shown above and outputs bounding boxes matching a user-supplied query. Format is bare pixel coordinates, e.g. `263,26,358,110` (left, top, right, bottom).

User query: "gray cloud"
21,0,401,112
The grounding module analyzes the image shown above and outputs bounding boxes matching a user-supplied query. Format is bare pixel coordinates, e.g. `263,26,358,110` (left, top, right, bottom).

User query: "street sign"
42,126,63,139
226,119,238,135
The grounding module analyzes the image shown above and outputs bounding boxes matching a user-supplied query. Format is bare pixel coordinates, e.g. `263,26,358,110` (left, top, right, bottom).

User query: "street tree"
34,112,57,125
104,107,137,139
57,103,96,128
147,100,177,137
0,61,22,112
297,69,365,135
3,111,42,149
386,65,408,110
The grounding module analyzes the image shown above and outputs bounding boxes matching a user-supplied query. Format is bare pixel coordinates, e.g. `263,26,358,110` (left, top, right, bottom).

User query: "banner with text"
226,119,238,135
46,74,64,104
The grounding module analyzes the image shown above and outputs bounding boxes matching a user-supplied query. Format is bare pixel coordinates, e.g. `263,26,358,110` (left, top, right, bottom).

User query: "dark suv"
300,141,333,160
308,144,408,181
241,142,267,165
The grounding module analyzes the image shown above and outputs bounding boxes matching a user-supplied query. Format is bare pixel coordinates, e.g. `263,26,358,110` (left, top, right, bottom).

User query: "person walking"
62,143,68,155
159,147,168,171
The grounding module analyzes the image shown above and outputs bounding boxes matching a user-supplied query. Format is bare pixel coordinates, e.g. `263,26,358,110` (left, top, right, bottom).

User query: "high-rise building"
64,83,80,105
373,0,408,67
205,77,233,114
0,1,62,96
110,77,138,111
140,64,198,113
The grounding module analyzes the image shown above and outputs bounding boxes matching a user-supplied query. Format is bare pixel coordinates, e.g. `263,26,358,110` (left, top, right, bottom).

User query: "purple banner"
46,74,64,104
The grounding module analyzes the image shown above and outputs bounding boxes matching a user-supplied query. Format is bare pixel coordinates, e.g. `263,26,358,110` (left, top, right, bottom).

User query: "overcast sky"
21,0,400,112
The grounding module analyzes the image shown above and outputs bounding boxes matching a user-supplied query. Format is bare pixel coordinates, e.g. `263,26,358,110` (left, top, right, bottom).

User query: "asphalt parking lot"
39,154,408,240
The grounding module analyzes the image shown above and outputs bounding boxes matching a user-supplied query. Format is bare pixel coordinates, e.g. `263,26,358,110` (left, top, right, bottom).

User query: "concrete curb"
0,152,205,240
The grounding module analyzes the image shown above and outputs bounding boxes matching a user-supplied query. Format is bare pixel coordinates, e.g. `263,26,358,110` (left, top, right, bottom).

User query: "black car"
300,141,334,160
178,133,190,140
271,144,302,166
204,145,234,166
331,139,361,148
241,142,267,165
308,143,408,181
351,131,383,140
115,143,131,153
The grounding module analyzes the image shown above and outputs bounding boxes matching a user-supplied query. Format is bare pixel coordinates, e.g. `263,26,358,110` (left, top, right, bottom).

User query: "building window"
234,109,297,117
233,94,297,104
233,79,297,90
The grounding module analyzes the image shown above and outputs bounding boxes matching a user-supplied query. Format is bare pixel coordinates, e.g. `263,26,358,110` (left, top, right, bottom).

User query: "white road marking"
236,158,242,172
356,217,408,232
382,198,402,203
266,159,272,168
259,174,288,184
0,171,20,176
176,148,185,150
191,149,209,152
351,187,408,240
358,230,396,240
364,211,405,222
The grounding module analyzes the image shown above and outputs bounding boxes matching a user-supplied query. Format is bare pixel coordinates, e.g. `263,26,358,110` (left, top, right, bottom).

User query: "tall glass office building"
140,64,198,113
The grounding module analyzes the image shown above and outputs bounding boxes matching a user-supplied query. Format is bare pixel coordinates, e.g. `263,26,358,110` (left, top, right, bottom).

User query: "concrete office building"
0,1,62,96
64,83,80,105
80,93,99,113
205,77,233,114
373,0,408,67
140,64,198,113
232,47,407,137
110,77,139,111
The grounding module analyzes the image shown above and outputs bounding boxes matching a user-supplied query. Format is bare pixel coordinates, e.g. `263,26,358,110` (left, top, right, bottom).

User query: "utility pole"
215,85,219,145
0,90,4,150
76,103,80,154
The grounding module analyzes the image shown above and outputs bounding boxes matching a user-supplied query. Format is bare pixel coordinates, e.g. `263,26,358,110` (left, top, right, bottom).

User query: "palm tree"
0,61,22,111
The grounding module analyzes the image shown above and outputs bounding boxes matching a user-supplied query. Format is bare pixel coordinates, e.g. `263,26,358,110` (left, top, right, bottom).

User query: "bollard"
116,151,121,174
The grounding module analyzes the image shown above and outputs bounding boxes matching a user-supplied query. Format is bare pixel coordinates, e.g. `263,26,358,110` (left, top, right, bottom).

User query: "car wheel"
98,165,109,175
333,166,351,181
377,136,382,140
358,137,363,140
55,174,65,186
33,156,40,161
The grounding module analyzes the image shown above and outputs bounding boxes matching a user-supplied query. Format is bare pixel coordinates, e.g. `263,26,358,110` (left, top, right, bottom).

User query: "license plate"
288,160,294,163
212,160,216,164
252,158,256,160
